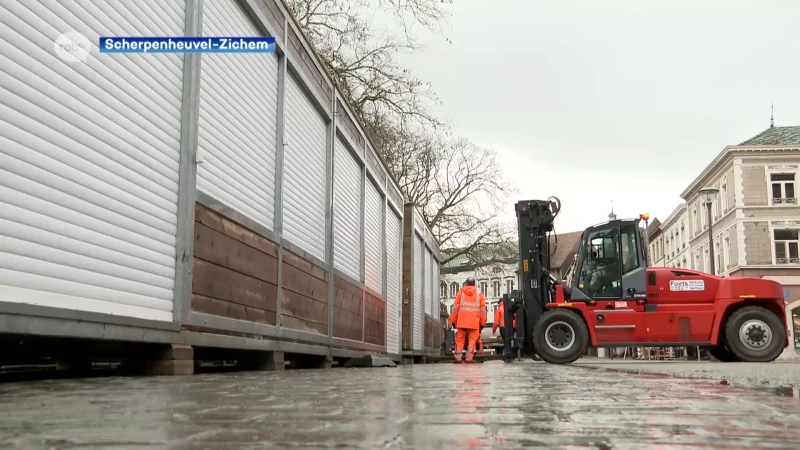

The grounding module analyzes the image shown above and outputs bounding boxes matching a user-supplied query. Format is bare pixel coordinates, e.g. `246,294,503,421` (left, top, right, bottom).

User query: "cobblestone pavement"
574,359,800,392
2,361,800,449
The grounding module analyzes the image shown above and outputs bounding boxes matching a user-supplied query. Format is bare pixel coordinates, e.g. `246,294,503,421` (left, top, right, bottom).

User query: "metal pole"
706,200,715,274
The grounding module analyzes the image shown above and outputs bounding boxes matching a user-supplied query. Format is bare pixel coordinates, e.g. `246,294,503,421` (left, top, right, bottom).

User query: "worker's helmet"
465,277,476,286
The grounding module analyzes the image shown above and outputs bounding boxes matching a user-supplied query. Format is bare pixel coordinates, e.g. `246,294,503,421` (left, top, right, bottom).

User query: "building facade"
680,125,800,354
661,203,690,269
647,218,666,267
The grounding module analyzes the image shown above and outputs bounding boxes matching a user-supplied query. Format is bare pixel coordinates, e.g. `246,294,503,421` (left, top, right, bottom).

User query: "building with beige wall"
661,203,691,269
647,218,666,267
680,125,800,354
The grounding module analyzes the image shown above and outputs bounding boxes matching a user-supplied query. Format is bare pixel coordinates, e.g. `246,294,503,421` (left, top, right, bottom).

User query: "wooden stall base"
193,205,279,326
333,275,364,341
280,248,329,336
137,344,196,376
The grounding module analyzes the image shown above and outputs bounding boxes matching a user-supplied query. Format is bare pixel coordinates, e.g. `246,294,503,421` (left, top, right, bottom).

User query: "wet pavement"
2,361,800,449
575,359,800,392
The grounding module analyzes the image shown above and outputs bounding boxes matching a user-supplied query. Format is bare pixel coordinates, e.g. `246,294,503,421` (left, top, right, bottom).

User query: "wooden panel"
388,183,403,211
195,205,279,258
281,248,329,335
193,259,278,313
333,275,363,341
283,248,328,283
194,223,279,283
365,145,386,186
255,0,285,38
192,294,276,325
336,99,365,153
287,27,332,106
364,292,386,347
191,205,280,326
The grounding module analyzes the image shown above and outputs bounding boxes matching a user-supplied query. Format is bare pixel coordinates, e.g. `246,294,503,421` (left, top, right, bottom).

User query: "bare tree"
381,126,518,267
285,0,517,268
285,0,448,131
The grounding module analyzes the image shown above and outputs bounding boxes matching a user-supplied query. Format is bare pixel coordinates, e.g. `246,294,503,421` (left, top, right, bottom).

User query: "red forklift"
501,197,789,364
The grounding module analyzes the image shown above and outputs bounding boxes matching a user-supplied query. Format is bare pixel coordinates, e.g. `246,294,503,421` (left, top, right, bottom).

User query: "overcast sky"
392,0,800,233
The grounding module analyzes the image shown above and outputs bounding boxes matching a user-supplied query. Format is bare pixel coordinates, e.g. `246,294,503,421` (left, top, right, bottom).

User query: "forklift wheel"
532,309,588,364
724,306,786,363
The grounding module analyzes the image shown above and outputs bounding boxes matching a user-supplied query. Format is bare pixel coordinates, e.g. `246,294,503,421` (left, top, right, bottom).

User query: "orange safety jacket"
450,286,486,330
492,302,516,332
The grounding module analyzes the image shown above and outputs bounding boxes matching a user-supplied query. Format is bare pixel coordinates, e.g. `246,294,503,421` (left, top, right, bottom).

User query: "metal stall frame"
401,204,442,361
0,0,406,365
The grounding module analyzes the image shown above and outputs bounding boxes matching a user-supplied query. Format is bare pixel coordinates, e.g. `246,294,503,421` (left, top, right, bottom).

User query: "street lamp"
699,187,720,275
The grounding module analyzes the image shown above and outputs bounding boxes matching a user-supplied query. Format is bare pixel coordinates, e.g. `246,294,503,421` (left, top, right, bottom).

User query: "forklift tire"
724,306,786,363
533,309,588,364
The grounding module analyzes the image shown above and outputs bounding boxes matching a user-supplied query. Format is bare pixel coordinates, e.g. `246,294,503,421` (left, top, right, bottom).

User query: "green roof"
739,126,800,146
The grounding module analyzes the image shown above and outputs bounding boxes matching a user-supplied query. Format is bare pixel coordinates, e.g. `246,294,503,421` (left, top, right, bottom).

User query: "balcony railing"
777,257,800,264
773,197,798,205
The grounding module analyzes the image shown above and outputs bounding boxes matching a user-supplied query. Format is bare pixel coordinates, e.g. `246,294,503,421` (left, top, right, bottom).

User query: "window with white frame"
701,203,708,229
770,173,796,205
492,280,501,297
774,229,800,264
505,278,514,294
721,183,728,212
724,236,731,268
693,208,699,236
479,281,488,294
704,248,710,273
450,282,459,297
440,282,447,298
680,222,686,248
694,253,701,271
715,241,721,274
712,197,718,221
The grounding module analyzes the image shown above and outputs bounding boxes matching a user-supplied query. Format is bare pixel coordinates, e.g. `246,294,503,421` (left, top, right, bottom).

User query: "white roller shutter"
197,0,279,230
0,1,184,322
386,208,402,355
332,135,361,280
364,178,383,292
423,247,432,316
412,234,423,350
283,72,327,261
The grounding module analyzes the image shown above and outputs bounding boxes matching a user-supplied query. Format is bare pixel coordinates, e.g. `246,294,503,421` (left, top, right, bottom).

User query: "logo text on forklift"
669,280,705,291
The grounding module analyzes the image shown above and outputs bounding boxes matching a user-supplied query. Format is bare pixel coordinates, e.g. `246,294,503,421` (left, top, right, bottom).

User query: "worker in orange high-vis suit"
449,277,486,363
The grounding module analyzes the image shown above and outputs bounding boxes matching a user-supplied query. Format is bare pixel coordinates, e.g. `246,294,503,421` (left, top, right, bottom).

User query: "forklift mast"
502,197,561,356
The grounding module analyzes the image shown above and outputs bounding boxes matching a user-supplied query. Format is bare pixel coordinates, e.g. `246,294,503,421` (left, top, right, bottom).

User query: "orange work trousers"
454,328,480,362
